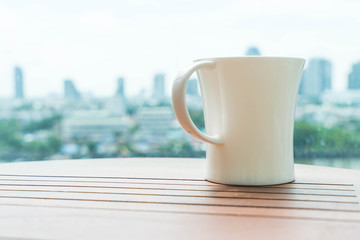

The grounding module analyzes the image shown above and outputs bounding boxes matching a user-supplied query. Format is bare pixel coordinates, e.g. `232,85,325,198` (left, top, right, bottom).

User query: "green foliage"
22,135,62,160
188,109,205,129
23,115,62,133
13,103,33,111
87,141,97,155
156,101,172,107
126,103,139,116
0,120,22,148
294,121,360,158
130,123,139,134
3,111,360,161
0,119,61,161
117,142,134,157
156,140,204,157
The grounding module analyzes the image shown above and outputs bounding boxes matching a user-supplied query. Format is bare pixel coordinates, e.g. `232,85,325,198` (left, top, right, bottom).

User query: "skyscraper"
110,77,126,116
116,77,125,98
245,47,261,56
14,66,24,99
299,58,332,99
64,79,81,100
348,62,360,90
152,73,165,100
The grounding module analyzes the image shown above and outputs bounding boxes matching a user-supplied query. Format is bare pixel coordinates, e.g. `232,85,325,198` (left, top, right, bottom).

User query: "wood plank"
1,158,359,184
0,158,207,180
1,197,360,222
1,197,359,222
0,205,359,240
0,181,356,197
0,158,359,240
0,176,355,191
0,190,359,212
0,185,356,203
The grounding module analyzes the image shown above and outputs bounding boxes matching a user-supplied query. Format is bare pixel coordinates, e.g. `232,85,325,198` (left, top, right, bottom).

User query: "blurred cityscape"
1,66,205,162
2,47,360,165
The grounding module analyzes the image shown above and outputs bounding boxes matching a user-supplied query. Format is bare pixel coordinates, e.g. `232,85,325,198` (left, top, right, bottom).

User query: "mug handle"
172,60,224,144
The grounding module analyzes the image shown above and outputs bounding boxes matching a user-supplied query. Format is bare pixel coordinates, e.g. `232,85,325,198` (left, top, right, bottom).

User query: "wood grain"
0,158,359,240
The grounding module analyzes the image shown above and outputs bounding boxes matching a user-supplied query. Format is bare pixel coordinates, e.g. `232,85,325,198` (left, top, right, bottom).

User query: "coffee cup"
172,57,305,185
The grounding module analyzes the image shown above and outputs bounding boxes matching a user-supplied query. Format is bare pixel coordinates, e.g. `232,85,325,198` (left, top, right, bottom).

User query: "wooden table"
0,158,359,239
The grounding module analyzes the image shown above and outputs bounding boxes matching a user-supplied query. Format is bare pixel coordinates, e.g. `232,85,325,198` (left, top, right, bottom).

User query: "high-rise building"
116,77,125,97
64,79,81,100
14,66,24,99
299,58,332,98
152,73,165,100
186,78,199,96
348,62,360,90
110,77,126,116
245,47,261,56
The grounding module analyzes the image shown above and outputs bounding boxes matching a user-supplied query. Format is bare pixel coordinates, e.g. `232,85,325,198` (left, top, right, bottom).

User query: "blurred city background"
1,1,360,170
2,46,360,170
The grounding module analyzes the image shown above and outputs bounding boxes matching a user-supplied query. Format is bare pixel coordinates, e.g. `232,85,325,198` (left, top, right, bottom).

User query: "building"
116,77,125,98
299,58,332,100
321,90,360,107
152,73,165,100
106,96,126,116
348,62,360,90
245,47,261,56
109,77,126,116
64,79,81,100
14,66,24,99
62,110,131,141
138,107,174,143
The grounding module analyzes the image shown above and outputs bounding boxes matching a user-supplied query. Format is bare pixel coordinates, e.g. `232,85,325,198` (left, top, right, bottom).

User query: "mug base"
205,178,295,186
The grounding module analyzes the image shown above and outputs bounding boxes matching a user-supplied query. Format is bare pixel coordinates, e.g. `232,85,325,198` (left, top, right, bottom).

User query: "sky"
1,0,360,98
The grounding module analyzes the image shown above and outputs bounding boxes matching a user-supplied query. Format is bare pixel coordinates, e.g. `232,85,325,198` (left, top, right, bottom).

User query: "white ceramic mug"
172,57,305,185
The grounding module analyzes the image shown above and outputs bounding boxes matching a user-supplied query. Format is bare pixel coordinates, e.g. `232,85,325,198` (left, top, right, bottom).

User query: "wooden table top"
0,158,359,240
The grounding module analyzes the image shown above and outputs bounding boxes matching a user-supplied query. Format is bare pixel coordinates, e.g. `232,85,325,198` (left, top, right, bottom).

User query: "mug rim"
195,56,305,62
